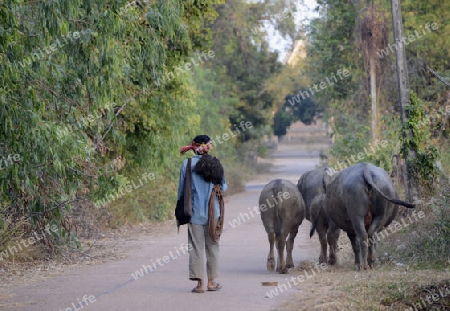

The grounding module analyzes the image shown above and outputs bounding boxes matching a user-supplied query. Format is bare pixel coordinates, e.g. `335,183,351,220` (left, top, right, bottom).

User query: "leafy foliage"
401,92,440,193
286,91,318,125
0,0,222,248
206,0,283,140
306,0,361,111
307,0,449,181
273,90,319,137
273,107,291,137
1,0,290,251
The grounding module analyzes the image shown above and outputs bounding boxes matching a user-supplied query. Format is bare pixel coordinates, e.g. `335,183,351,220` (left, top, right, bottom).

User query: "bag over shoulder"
175,158,192,231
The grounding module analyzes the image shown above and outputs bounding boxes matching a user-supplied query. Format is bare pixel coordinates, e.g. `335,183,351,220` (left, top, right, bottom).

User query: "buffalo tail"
363,169,415,208
273,179,284,237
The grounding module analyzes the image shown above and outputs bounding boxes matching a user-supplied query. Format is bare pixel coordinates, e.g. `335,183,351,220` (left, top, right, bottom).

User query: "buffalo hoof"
267,258,275,272
280,267,289,274
286,263,294,269
328,256,337,265
368,256,376,268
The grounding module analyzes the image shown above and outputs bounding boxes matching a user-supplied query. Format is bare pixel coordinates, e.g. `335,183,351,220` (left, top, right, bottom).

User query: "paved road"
2,149,321,311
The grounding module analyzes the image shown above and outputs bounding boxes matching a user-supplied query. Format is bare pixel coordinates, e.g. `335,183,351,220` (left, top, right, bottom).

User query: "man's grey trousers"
188,223,219,280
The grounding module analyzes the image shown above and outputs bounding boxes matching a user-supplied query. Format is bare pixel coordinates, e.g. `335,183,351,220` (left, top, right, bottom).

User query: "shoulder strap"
183,158,192,217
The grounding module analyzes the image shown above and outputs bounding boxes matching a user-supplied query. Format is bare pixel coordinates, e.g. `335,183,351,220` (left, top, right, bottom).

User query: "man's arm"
220,175,228,193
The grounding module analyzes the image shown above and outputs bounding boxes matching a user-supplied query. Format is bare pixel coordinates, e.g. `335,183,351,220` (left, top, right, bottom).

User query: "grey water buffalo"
308,193,341,265
297,167,340,264
297,167,337,221
317,162,415,270
260,179,305,274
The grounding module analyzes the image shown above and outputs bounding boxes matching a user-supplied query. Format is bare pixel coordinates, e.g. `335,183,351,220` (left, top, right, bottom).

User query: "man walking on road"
179,135,227,293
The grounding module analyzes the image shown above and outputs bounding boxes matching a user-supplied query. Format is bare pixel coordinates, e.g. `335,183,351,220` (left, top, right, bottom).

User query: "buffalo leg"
327,222,340,265
346,231,360,270
367,219,381,268
276,232,288,274
368,239,377,268
286,228,298,269
318,223,327,264
267,232,276,272
330,227,341,257
351,220,369,270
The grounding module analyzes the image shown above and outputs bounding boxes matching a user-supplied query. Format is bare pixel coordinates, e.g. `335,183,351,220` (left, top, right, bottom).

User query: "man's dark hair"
193,135,211,144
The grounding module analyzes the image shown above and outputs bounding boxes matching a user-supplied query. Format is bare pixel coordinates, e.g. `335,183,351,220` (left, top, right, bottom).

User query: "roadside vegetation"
272,0,450,309
0,0,297,260
304,0,449,267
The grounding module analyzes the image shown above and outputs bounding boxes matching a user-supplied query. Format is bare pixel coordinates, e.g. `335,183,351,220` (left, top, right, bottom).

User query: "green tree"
273,107,292,138
304,0,450,180
206,0,284,141
0,0,222,246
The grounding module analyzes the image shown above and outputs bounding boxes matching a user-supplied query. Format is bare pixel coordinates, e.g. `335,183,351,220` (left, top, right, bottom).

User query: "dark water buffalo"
319,162,415,270
260,179,305,274
308,193,341,264
297,167,340,264
297,167,336,221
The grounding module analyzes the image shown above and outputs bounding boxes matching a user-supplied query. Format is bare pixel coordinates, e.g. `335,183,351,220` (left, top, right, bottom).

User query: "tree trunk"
370,57,377,141
391,0,418,202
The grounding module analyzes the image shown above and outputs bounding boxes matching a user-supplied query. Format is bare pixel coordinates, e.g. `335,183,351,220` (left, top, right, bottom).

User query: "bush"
328,114,399,172
378,184,450,268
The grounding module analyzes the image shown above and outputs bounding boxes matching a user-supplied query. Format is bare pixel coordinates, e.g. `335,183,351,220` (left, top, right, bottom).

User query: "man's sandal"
192,287,204,293
207,283,222,291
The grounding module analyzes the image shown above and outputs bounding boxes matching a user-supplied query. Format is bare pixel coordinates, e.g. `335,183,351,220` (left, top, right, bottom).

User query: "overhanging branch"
427,66,450,88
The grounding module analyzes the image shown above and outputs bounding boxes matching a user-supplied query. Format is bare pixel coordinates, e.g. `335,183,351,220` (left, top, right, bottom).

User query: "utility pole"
390,0,417,202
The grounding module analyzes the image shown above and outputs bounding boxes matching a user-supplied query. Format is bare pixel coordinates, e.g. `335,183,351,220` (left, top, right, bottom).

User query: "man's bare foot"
192,279,204,293
207,279,221,291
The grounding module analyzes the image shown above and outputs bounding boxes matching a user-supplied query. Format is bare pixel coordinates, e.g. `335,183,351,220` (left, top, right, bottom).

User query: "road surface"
1,147,321,311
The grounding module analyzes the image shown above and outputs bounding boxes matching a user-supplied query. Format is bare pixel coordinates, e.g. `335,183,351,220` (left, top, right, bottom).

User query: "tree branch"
427,66,450,88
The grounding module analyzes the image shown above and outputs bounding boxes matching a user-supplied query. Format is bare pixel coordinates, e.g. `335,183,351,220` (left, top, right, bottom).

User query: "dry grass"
377,192,450,269
274,185,450,311
274,259,450,311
